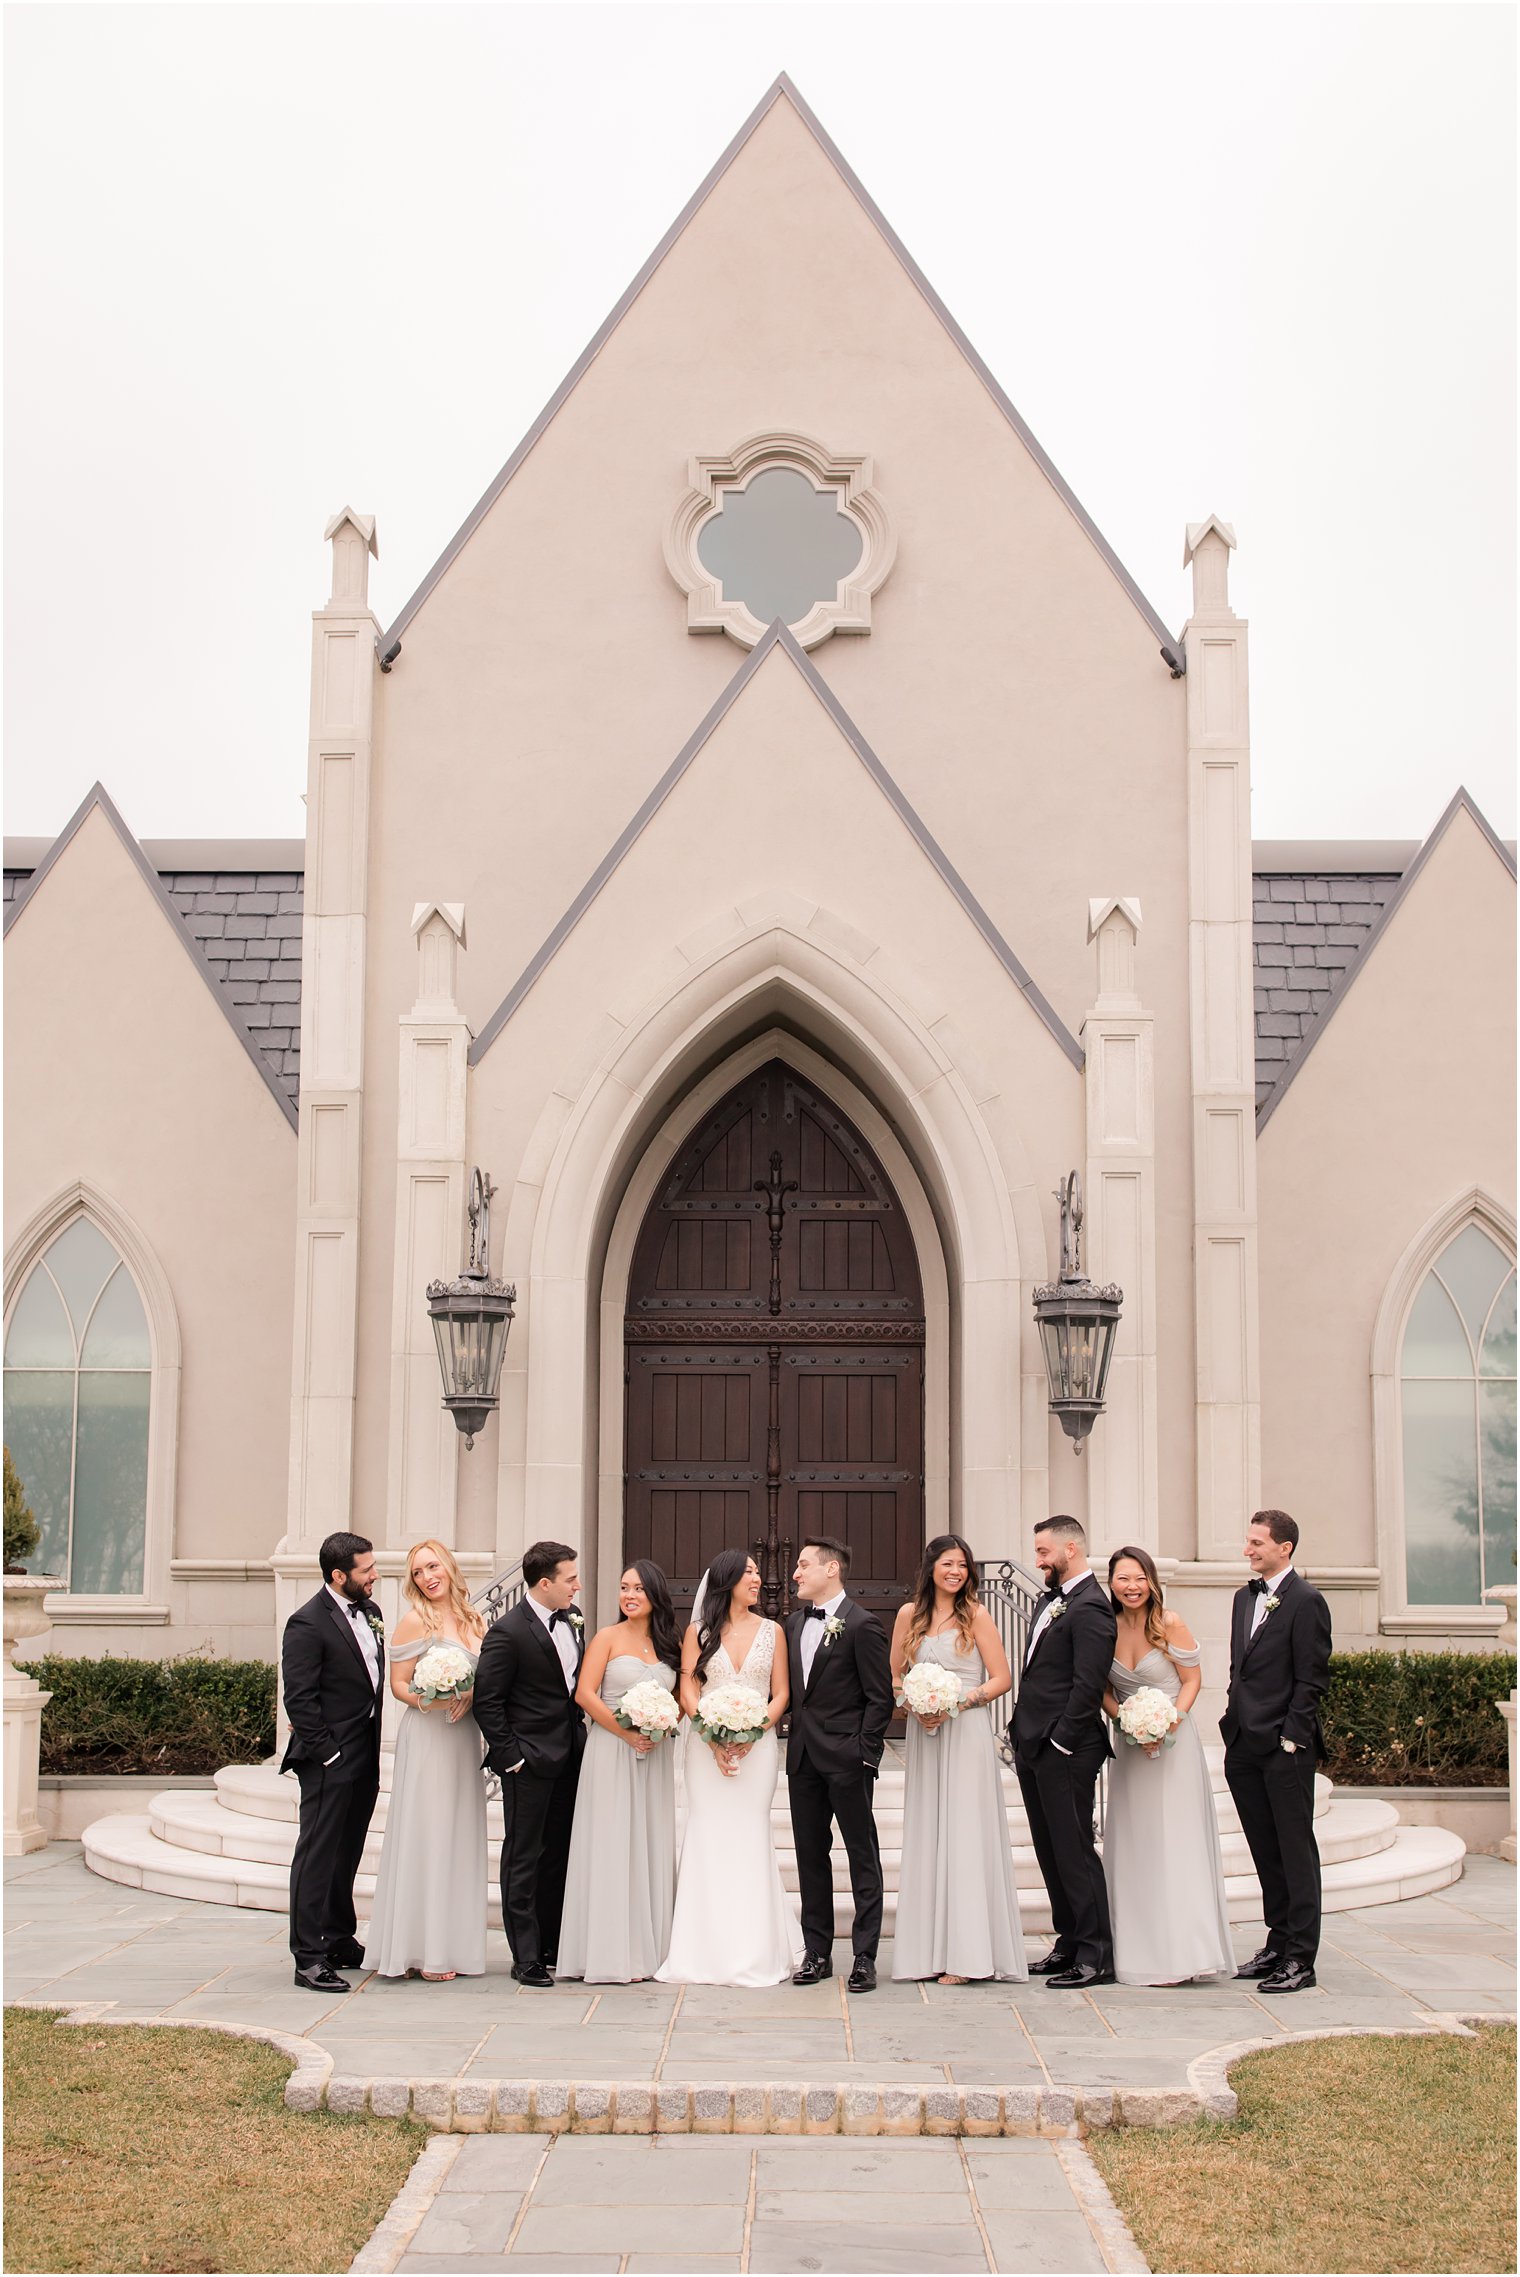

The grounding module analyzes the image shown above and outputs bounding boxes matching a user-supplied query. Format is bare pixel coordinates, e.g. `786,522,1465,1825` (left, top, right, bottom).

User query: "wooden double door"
623,1061,926,1618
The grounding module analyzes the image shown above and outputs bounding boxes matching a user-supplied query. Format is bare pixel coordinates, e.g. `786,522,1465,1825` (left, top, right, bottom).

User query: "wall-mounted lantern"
427,1169,516,1449
1032,1172,1122,1449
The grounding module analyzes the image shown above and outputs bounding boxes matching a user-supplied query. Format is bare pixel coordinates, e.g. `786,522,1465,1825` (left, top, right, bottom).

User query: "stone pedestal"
1485,1586,1516,1865
3,1574,60,1856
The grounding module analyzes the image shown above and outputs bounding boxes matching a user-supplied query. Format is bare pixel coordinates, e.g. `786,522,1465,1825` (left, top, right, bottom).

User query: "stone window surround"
663,430,896,650
1372,1186,1516,1639
3,1182,180,1625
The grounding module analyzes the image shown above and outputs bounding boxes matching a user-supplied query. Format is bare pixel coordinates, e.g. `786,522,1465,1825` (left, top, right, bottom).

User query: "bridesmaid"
891,1534,1026,1985
1102,1545,1233,1986
368,1539,487,1981
556,1561,681,1984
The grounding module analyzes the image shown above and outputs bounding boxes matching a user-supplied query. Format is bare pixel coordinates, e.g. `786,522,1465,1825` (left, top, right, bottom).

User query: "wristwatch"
1280,1738,1298,1754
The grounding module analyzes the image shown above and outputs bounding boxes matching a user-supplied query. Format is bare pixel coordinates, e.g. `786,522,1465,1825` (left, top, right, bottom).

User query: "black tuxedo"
472,1598,587,1972
1009,1572,1116,1971
280,1586,384,1970
1221,1568,1332,1967
784,1597,894,1960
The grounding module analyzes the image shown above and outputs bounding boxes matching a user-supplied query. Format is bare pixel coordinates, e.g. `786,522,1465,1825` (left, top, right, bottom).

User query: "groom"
786,1536,894,1993
473,1540,587,1988
1011,1514,1117,1988
1222,1509,1332,1993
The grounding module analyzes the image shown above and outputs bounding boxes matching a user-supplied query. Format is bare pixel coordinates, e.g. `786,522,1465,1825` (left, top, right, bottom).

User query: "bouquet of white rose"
411,1641,475,1703
1117,1685,1179,1750
692,1681,768,1748
615,1679,681,1750
900,1662,966,1730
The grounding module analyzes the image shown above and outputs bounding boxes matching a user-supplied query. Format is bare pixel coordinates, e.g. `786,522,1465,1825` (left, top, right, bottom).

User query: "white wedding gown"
656,1619,804,1988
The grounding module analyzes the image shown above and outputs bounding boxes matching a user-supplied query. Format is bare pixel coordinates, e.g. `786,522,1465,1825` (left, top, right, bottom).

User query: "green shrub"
1323,1650,1516,1787
33,1656,276,1776
3,1446,40,1571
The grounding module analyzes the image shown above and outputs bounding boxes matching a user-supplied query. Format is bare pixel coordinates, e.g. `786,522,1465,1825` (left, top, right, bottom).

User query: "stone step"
76,1810,1469,1932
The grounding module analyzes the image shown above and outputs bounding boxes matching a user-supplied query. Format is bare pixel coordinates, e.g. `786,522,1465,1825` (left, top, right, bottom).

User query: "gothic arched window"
1400,1223,1517,1605
3,1218,151,1594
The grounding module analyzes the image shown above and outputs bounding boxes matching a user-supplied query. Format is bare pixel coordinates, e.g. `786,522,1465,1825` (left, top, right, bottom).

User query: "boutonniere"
1262,1594,1281,1614
822,1615,846,1647
1047,1598,1067,1622
362,1605,384,1636
567,1609,585,1631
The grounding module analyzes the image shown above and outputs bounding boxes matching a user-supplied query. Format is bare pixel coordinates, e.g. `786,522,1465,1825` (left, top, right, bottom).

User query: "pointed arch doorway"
623,1059,925,1618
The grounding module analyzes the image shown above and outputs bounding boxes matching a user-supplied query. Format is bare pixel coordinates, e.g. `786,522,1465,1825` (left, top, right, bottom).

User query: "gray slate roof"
1251,870,1401,1115
3,858,304,1115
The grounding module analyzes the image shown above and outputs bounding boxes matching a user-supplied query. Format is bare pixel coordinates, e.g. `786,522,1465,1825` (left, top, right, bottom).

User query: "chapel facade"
5,78,1515,1720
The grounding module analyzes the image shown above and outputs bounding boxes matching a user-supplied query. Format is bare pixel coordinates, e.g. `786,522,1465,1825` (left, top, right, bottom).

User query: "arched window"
1400,1223,1516,1606
3,1218,151,1594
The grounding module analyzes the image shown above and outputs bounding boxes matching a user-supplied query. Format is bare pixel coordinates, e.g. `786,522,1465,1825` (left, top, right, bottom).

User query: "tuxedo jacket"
1009,1573,1116,1765
1220,1569,1331,1761
473,1597,587,1781
279,1587,385,1783
784,1598,894,1780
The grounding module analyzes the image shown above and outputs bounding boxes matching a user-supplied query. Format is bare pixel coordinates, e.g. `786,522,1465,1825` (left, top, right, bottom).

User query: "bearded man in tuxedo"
1222,1509,1332,1993
1010,1514,1117,1988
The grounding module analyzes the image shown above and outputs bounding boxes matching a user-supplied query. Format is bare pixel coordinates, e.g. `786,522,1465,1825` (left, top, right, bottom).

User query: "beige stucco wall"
1257,807,1517,1650
352,90,1198,1569
3,806,295,1659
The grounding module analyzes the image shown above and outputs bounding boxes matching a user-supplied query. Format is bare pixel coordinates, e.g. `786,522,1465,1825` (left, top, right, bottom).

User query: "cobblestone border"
348,2132,463,2273
1185,2010,1519,2120
1055,2135,1152,2275
8,1999,334,2111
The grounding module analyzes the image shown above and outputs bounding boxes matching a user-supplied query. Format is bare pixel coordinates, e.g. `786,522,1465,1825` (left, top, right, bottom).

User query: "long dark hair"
617,1559,681,1673
902,1533,980,1661
1107,1543,1167,1652
694,1546,754,1684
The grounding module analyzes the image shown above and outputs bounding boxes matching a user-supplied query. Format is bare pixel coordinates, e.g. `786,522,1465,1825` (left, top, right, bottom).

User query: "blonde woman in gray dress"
368,1539,487,1982
557,1562,682,1984
891,1535,1025,1985
1102,1545,1233,1986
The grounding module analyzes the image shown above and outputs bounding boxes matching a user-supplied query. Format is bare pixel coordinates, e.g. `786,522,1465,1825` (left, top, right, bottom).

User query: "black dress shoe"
1028,1949,1078,1976
1258,1962,1316,1994
847,1957,877,1994
1044,1963,1114,1990
792,1952,833,1986
1234,1947,1285,1980
511,1962,555,1989
293,1965,350,1993
329,1942,366,1970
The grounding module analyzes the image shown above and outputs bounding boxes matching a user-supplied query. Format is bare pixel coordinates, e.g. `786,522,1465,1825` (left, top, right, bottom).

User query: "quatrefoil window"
665,432,896,650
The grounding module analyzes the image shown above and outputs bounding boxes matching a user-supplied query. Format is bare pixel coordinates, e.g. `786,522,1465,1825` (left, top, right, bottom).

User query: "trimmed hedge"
33,1656,276,1776
1323,1651,1515,1787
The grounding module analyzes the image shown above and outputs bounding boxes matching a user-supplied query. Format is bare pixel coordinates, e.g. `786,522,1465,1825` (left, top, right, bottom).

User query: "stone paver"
7,1844,1513,2112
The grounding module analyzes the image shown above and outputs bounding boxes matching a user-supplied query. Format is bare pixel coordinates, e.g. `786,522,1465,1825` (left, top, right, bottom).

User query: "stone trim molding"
1370,1186,1517,1633
663,430,895,649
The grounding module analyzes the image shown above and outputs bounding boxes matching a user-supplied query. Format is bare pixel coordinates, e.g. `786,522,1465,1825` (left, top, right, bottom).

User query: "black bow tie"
549,1609,574,1630
804,1605,828,1621
1043,1582,1064,1601
1249,1577,1269,1595
345,1600,369,1619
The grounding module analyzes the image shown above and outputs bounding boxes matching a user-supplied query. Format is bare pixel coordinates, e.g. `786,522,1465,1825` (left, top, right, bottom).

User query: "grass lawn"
1088,2023,1517,2275
3,2007,425,2274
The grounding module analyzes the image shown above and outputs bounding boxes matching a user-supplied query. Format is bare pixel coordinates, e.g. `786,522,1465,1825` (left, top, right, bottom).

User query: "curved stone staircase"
81,1745,1464,1931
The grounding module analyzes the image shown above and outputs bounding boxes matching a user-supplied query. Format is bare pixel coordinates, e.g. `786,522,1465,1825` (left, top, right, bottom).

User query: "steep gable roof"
3,785,300,1130
378,75,1181,675
470,620,1084,1071
1253,788,1517,1133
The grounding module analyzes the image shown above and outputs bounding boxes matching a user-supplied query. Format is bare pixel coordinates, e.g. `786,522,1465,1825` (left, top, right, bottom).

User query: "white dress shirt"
527,1591,579,1691
327,1582,381,1691
1250,1566,1295,1635
799,1588,847,1683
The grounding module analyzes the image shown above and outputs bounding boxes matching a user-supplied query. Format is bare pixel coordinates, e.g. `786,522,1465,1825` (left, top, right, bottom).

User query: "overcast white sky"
5,1,1515,845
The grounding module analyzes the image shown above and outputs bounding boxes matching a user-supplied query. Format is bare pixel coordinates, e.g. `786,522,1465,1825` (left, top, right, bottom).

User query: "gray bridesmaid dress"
367,1636,487,1978
892,1633,1026,1982
1105,1645,1233,1985
556,1655,678,1984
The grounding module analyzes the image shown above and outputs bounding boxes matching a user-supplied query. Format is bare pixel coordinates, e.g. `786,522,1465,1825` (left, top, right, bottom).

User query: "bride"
656,1548,803,1987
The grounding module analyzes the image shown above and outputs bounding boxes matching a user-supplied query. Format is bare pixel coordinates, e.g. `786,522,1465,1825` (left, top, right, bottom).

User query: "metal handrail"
472,1561,525,1625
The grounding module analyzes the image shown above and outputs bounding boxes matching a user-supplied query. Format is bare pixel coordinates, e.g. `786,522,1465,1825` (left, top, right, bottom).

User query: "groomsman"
280,1531,384,1993
1222,1509,1332,1993
473,1540,587,1987
1010,1515,1117,1988
786,1537,895,1993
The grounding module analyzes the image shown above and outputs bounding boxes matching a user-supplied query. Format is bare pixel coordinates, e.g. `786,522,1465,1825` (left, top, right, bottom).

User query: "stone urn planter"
3,1571,62,1855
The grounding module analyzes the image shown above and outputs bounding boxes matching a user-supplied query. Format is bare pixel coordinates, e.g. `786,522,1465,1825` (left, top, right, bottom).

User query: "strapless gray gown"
367,1637,487,1978
556,1655,678,1984
893,1635,1026,1981
1105,1646,1233,1985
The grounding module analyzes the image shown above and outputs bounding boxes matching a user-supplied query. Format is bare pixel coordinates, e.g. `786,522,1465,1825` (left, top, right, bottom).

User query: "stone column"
386,905,470,1548
3,1575,58,1856
1485,1585,1517,1863
1081,898,1159,1560
276,510,379,1639
1183,518,1262,1559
